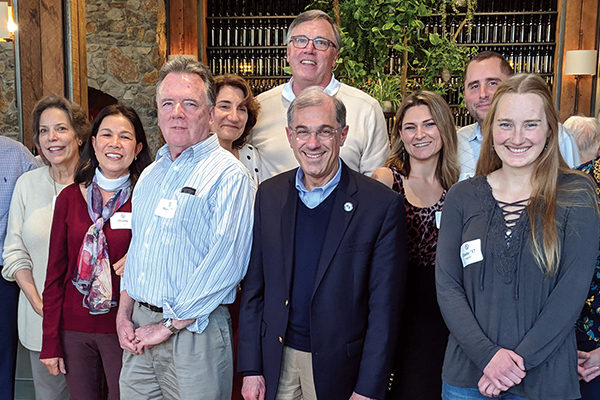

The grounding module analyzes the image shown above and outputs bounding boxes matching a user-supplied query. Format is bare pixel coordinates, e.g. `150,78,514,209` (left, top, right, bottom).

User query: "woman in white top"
212,74,262,183
212,74,261,400
2,95,90,400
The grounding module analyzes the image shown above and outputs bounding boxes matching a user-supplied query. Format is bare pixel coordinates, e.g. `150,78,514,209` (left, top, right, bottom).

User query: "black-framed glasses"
289,127,341,141
289,35,337,51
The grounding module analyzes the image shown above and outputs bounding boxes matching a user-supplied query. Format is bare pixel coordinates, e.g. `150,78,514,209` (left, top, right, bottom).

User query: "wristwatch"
161,318,181,334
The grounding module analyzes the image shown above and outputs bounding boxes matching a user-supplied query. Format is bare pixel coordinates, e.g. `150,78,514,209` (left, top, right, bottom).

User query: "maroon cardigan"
41,183,132,359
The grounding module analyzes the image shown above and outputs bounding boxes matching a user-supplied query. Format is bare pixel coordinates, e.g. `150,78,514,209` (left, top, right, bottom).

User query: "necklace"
49,167,58,195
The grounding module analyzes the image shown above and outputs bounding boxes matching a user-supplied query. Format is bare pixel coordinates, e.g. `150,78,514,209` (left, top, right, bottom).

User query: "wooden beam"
200,0,207,63
39,0,63,96
168,0,198,58
18,0,45,150
16,0,88,149
70,0,87,113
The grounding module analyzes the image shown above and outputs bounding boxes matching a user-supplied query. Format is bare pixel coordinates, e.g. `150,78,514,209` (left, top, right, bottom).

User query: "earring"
134,156,138,161
400,142,408,161
491,145,495,152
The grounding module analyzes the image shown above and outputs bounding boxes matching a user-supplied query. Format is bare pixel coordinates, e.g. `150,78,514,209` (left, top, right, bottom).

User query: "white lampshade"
0,3,9,39
564,50,598,76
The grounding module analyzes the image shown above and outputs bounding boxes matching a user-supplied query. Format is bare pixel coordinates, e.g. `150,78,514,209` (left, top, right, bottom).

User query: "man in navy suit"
238,87,407,400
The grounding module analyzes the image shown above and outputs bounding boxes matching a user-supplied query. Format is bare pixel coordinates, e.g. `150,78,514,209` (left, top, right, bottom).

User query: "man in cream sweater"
248,10,390,182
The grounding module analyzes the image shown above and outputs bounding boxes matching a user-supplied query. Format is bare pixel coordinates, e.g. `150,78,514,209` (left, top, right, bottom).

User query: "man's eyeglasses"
289,35,337,51
289,127,340,141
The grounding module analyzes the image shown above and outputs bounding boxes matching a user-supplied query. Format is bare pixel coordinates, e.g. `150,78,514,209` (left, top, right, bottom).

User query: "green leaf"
429,33,442,45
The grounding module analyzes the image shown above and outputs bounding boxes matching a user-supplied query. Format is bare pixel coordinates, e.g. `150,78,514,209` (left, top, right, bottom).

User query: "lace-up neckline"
496,198,528,244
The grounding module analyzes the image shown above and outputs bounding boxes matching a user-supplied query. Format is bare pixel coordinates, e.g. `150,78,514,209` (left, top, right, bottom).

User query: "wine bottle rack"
204,0,559,127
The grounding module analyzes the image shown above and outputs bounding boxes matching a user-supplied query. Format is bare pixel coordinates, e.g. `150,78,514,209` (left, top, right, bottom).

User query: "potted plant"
362,73,404,113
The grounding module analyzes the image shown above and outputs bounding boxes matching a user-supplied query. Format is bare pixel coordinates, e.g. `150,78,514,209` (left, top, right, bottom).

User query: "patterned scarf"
72,173,131,315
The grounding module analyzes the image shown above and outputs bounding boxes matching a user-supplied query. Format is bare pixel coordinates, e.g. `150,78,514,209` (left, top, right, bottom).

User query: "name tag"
460,239,483,268
111,212,132,229
435,211,442,229
154,198,177,219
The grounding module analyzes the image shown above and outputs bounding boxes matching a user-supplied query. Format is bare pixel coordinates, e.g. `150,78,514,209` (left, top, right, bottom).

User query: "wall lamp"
564,50,598,115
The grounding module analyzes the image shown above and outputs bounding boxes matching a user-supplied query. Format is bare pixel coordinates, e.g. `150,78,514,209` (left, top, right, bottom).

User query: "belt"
138,301,163,313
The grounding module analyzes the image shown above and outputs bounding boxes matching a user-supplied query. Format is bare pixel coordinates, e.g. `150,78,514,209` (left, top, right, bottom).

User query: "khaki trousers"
275,346,317,400
119,303,233,400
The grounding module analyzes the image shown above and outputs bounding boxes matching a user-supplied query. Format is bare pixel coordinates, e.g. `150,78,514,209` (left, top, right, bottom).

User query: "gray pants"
29,350,70,400
119,303,233,400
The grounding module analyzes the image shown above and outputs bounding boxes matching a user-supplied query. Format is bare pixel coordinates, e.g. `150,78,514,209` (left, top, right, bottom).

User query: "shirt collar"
156,133,220,162
470,122,483,143
295,158,342,208
282,75,341,103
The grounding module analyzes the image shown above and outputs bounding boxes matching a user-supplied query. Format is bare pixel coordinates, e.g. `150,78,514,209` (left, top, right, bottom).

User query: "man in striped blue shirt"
0,136,39,400
117,56,255,399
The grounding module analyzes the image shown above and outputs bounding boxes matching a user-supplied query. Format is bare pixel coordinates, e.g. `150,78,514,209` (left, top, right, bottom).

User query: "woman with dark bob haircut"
41,104,151,399
212,74,261,182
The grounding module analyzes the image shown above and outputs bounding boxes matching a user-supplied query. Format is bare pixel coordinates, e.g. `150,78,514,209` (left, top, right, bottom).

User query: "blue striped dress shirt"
0,136,39,265
122,134,255,333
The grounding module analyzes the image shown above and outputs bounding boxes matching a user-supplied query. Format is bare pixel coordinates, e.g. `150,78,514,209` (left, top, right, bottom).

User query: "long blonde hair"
477,74,597,275
386,90,459,190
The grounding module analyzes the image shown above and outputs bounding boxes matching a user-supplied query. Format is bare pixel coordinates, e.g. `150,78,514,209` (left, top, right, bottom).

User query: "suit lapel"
280,172,298,291
311,164,358,299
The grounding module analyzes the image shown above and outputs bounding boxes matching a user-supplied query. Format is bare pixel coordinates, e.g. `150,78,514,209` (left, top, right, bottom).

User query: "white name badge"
460,238,483,268
154,198,177,219
111,212,132,229
435,211,442,229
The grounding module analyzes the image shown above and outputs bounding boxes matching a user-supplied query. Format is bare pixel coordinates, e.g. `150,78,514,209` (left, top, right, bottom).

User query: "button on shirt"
0,136,39,264
295,158,342,208
122,134,255,333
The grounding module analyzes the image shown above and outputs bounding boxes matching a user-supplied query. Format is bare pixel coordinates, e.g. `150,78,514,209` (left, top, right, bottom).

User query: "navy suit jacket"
238,163,407,400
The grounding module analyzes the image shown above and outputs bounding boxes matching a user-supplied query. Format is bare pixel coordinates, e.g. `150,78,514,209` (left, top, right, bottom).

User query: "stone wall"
86,0,166,154
0,42,19,141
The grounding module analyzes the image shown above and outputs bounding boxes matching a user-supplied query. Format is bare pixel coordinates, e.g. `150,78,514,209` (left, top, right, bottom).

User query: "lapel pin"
344,202,353,212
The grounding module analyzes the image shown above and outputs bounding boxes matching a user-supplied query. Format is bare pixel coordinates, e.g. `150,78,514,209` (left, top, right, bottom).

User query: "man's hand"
116,291,142,354
578,349,600,382
478,374,502,397
112,254,127,276
40,357,66,376
134,323,172,350
482,349,526,391
349,392,375,400
116,313,142,354
241,375,266,400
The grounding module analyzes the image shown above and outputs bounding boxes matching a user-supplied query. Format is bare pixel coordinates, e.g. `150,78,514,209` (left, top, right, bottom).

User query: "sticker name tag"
154,198,177,219
460,238,483,268
111,212,132,229
435,211,442,229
